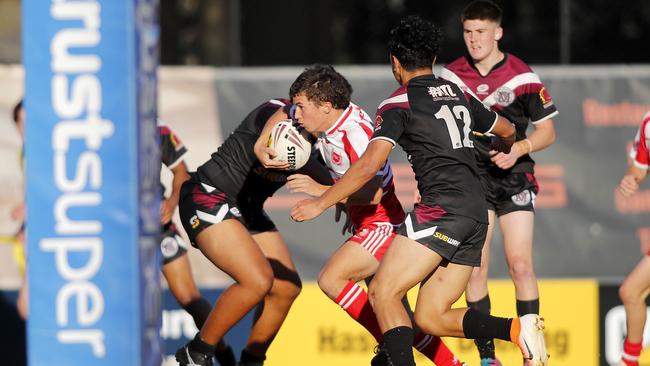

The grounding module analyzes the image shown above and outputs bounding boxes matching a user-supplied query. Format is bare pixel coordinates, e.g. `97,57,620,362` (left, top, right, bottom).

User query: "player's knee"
469,267,488,283
174,290,202,307
619,281,639,305
413,310,444,336
317,267,339,299
275,276,302,302
509,259,535,283
247,265,274,297
368,279,396,307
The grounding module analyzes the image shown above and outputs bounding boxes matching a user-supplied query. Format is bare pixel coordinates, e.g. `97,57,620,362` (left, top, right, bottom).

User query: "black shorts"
178,174,276,246
161,222,188,265
397,203,487,267
481,172,539,216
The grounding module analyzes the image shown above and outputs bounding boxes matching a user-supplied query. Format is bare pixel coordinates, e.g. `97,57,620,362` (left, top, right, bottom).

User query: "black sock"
189,333,215,355
240,349,266,363
383,326,415,366
183,298,212,329
467,295,495,359
516,298,539,316
462,308,512,341
214,343,236,366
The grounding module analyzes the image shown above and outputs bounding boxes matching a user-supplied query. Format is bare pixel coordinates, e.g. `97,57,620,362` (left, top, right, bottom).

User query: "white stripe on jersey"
481,72,541,108
370,136,397,148
166,150,188,169
531,110,559,124
440,68,480,100
377,93,408,110
268,99,286,106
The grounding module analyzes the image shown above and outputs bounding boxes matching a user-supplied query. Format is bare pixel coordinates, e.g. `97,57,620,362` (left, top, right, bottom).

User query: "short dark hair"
12,99,23,124
289,64,352,109
388,16,442,71
461,0,502,24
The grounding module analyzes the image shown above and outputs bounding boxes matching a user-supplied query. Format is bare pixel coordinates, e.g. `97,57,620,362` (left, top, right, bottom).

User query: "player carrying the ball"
174,98,330,366
255,64,468,366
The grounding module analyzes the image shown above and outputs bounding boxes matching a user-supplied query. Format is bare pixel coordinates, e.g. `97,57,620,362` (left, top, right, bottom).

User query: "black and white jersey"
197,99,291,201
160,124,188,170
373,74,498,222
441,54,559,173
159,123,188,199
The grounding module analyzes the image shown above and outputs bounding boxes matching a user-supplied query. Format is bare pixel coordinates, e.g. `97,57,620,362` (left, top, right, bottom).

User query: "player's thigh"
321,240,380,284
372,234,444,298
478,209,498,268
196,219,273,285
623,255,650,295
417,261,473,316
252,229,302,288
499,210,534,262
252,229,297,271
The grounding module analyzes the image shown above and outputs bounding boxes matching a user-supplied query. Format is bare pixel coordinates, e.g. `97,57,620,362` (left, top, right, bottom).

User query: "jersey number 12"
434,105,473,149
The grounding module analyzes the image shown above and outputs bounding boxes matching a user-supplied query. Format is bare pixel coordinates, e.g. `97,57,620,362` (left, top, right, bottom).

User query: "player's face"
463,19,502,62
292,93,329,135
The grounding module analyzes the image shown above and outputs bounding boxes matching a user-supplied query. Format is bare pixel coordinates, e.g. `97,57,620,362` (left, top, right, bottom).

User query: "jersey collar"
326,104,353,135
466,52,508,77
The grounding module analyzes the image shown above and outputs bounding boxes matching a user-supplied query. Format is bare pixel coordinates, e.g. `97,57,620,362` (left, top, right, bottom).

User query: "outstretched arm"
290,139,393,221
287,173,383,204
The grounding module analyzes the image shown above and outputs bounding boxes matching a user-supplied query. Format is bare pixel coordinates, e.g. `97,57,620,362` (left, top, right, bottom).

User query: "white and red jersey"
630,111,650,170
316,103,405,229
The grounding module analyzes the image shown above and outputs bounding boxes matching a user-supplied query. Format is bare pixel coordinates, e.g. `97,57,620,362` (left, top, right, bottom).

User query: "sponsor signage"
23,1,161,365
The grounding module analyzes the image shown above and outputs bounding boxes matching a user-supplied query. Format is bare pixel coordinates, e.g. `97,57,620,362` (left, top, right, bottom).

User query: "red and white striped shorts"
348,222,396,261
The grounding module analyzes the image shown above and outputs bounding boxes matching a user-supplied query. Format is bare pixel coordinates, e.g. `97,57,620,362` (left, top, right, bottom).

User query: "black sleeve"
371,107,409,147
160,126,188,168
468,95,498,134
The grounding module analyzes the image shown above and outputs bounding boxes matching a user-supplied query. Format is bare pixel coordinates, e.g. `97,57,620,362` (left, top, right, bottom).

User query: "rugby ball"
267,119,312,170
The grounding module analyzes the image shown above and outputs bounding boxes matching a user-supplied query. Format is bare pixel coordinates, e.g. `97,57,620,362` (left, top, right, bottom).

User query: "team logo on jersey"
477,84,490,95
511,189,532,206
495,87,515,106
374,115,384,131
190,215,200,229
539,87,554,108
229,207,242,217
161,236,180,258
331,151,342,165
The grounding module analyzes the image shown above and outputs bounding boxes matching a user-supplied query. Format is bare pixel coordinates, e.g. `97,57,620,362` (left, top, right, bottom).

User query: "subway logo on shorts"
433,231,460,247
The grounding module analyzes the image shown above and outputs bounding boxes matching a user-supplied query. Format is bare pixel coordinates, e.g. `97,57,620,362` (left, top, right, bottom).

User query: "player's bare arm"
290,139,393,221
488,115,516,154
253,108,290,169
491,118,555,169
287,173,383,205
161,161,190,224
618,165,647,197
